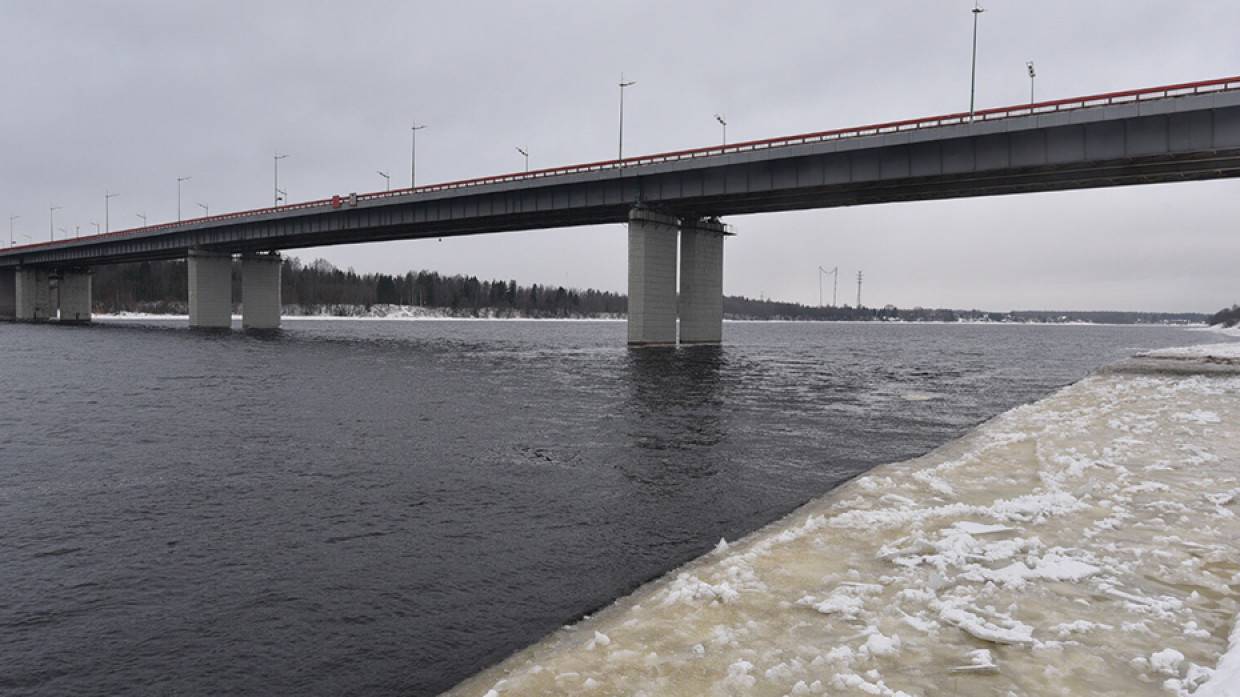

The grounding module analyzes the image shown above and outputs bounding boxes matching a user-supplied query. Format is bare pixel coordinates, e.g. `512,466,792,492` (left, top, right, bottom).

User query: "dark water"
0,319,1230,696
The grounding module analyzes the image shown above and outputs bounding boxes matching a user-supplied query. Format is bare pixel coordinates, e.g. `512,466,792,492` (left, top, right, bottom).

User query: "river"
0,319,1227,696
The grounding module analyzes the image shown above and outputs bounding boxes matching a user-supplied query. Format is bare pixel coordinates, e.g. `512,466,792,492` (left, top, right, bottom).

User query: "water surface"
0,320,1228,696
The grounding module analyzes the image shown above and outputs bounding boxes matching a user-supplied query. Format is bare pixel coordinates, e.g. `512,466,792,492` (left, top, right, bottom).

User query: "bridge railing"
7,75,1240,255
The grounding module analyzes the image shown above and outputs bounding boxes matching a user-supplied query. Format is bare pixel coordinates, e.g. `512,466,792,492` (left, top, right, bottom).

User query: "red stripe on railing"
7,74,1240,255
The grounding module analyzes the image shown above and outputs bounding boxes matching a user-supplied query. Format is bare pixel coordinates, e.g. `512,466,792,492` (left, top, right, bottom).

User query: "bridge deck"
5,76,1240,268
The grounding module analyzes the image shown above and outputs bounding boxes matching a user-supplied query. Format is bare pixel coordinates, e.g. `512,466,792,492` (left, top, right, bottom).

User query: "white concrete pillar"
678,219,726,344
241,253,281,330
15,268,52,321
0,267,14,320
627,209,679,345
57,270,92,323
188,250,233,329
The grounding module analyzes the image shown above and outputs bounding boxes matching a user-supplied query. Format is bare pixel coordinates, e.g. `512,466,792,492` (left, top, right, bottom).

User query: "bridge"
3,76,1240,343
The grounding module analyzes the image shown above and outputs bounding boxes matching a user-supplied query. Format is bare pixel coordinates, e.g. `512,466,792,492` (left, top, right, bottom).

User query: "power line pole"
177,176,191,221
618,74,636,160
50,204,61,241
969,0,985,122
856,270,863,309
273,153,288,206
1026,61,1036,105
817,265,839,307
410,122,426,188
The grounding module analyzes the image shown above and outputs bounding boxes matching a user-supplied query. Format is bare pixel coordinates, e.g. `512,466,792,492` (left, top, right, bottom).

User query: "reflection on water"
0,319,1230,697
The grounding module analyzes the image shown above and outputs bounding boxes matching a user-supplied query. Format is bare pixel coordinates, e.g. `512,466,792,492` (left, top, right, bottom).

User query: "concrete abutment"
15,268,52,321
241,253,281,330
626,208,729,346
0,267,14,321
627,209,680,345
56,270,92,323
188,250,233,329
678,219,726,344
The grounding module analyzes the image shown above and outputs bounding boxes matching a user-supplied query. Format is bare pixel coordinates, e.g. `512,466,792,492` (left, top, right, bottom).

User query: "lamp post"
969,0,985,122
137,212,147,228
177,175,191,220
274,153,288,206
197,202,209,217
516,146,529,172
105,191,119,232
714,114,727,146
377,170,391,191
50,204,61,241
8,214,17,246
91,222,101,234
618,74,636,160
1027,61,1036,105
410,123,426,188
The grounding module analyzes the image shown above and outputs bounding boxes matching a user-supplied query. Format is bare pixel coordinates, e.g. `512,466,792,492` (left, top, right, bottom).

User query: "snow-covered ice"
446,344,1240,697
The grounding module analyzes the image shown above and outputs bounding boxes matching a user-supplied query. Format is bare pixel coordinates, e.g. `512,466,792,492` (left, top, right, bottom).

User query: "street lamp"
177,175,191,221
137,212,147,228
197,202,209,217
8,214,18,246
618,74,636,160
714,114,727,146
377,170,391,191
90,222,101,234
969,0,985,122
50,204,61,241
105,191,119,232
410,122,426,188
274,153,289,206
1027,61,1037,105
516,146,529,172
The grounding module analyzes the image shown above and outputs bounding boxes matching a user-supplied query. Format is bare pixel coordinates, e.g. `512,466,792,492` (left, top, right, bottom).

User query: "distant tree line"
87,256,1211,324
91,257,626,317
1210,305,1240,327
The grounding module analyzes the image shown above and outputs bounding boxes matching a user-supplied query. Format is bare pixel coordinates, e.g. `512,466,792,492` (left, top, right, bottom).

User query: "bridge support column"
56,270,92,324
241,253,281,330
0,268,15,321
15,268,52,321
627,209,680,345
678,219,726,344
188,250,233,329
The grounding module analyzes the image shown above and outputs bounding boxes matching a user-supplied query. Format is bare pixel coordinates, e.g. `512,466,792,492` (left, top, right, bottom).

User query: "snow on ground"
92,307,624,322
447,348,1240,697
1144,341,1240,360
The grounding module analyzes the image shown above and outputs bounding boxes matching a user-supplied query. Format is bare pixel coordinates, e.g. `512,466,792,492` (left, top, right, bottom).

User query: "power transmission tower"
818,265,839,307
856,271,863,309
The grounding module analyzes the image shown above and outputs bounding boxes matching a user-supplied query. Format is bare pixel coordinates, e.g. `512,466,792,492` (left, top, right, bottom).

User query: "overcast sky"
3,1,1239,312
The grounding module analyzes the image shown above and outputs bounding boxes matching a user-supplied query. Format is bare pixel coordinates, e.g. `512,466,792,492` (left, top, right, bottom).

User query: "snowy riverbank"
446,343,1240,697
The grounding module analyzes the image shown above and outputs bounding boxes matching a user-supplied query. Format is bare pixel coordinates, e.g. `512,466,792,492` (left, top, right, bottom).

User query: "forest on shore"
89,257,1209,324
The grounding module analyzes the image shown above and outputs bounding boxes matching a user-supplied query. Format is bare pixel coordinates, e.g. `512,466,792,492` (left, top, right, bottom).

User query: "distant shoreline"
91,312,1211,328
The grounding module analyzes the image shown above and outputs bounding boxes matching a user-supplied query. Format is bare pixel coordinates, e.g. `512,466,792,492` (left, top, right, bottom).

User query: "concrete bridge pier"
241,253,281,330
0,267,15,320
56,269,92,323
627,209,729,346
15,268,52,321
627,209,680,345
678,218,726,344
188,249,233,329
